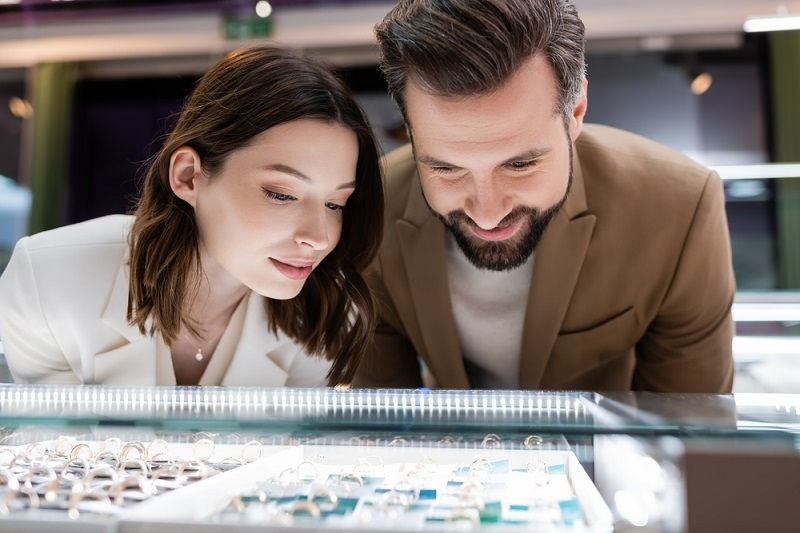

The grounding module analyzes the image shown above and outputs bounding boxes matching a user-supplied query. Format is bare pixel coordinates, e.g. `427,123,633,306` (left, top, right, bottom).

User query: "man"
353,0,735,392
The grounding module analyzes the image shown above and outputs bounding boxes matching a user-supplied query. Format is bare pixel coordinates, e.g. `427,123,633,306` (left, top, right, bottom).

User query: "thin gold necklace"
191,325,225,362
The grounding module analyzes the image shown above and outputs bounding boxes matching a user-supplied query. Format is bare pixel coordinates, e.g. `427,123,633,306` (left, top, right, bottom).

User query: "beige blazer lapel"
398,180,469,388
519,150,596,389
94,260,157,384
221,293,290,387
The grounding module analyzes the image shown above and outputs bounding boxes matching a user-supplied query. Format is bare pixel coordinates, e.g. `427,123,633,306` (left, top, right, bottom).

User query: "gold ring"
288,499,321,518
338,472,364,488
69,443,94,461
0,468,20,492
67,491,111,520
99,437,122,454
119,442,146,462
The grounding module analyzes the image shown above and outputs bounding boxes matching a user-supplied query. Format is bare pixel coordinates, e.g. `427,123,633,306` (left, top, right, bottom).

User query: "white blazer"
0,215,331,386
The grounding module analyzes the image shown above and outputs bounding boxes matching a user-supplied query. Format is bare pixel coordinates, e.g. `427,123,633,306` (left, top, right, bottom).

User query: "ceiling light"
744,14,800,32
255,1,272,19
690,72,713,95
8,96,33,120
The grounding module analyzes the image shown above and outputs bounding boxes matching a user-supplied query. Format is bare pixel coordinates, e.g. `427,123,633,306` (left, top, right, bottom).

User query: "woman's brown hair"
127,45,384,384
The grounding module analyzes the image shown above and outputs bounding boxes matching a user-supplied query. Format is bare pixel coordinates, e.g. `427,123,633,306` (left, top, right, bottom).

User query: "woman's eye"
263,189,295,202
325,202,345,212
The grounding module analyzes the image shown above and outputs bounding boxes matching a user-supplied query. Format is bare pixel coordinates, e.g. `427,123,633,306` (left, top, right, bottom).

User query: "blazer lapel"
398,181,470,388
95,260,157,384
221,293,289,387
519,150,596,389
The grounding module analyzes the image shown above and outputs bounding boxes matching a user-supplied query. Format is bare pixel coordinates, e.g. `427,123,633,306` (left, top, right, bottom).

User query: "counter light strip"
0,385,590,422
713,163,800,181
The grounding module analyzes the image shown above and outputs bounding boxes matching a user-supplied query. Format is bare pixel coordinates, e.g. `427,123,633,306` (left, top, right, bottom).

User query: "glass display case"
0,385,798,532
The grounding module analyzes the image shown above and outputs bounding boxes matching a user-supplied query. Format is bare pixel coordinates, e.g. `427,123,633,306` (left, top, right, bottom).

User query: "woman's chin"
254,283,305,301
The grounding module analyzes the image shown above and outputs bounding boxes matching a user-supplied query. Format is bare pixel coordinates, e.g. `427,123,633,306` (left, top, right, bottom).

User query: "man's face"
405,54,587,271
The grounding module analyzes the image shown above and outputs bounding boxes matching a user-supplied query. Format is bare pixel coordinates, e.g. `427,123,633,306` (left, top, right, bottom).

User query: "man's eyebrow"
260,163,356,190
416,147,550,168
501,147,550,164
416,155,457,167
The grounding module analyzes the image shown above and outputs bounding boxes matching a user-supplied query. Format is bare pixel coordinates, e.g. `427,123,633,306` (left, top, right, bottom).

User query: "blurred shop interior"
1,0,800,391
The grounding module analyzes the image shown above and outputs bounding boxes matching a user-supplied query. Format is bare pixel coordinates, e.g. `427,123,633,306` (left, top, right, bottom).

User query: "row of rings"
3,437,264,468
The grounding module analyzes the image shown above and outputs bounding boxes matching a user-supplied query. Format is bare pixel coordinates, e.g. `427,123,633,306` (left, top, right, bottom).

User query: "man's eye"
509,160,536,170
431,166,456,174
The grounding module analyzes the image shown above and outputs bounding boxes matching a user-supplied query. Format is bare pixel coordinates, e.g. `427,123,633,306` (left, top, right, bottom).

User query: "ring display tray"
0,435,611,532
0,434,291,533
118,443,613,532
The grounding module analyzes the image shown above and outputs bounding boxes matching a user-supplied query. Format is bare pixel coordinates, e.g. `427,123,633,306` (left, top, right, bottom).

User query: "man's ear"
568,78,589,142
169,146,203,206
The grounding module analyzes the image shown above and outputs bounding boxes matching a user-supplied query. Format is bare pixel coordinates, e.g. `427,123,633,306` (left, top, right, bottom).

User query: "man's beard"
427,161,573,271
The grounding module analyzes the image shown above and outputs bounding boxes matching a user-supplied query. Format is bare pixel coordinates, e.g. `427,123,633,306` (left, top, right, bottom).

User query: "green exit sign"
222,14,274,40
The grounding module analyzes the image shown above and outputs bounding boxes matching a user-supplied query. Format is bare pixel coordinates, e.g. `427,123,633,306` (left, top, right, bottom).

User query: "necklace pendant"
195,349,204,362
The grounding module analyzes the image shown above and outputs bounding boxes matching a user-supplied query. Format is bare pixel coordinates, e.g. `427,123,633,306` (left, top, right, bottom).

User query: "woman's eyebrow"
260,163,356,190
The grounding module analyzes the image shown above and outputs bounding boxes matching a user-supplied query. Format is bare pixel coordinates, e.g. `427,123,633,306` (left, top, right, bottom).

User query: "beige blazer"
0,215,331,386
354,124,735,392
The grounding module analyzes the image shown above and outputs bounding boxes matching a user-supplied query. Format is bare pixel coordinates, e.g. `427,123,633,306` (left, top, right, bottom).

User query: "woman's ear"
169,146,203,206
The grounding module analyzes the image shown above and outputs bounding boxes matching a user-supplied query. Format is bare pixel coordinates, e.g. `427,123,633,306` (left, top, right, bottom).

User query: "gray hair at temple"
375,0,586,124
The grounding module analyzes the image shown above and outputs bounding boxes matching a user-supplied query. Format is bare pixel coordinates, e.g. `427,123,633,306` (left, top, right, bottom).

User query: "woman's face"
191,119,359,299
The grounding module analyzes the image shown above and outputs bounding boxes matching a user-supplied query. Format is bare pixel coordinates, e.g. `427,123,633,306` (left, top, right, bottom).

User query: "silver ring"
52,437,74,457
192,438,215,461
481,433,502,448
392,477,420,503
526,458,548,474
147,439,170,457
377,489,410,514
446,505,480,526
524,435,544,448
241,440,263,463
469,457,493,478
296,460,317,481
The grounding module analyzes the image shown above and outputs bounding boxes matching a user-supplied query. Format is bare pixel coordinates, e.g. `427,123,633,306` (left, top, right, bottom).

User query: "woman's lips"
270,258,313,280
470,219,523,241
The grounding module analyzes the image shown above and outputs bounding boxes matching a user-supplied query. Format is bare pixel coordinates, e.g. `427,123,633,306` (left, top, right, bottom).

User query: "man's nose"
463,177,512,229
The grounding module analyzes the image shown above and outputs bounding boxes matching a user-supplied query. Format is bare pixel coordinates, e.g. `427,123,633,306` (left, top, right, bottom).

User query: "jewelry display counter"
0,385,797,533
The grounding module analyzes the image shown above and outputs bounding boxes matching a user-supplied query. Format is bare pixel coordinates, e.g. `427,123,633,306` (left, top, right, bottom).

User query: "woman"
0,46,383,387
